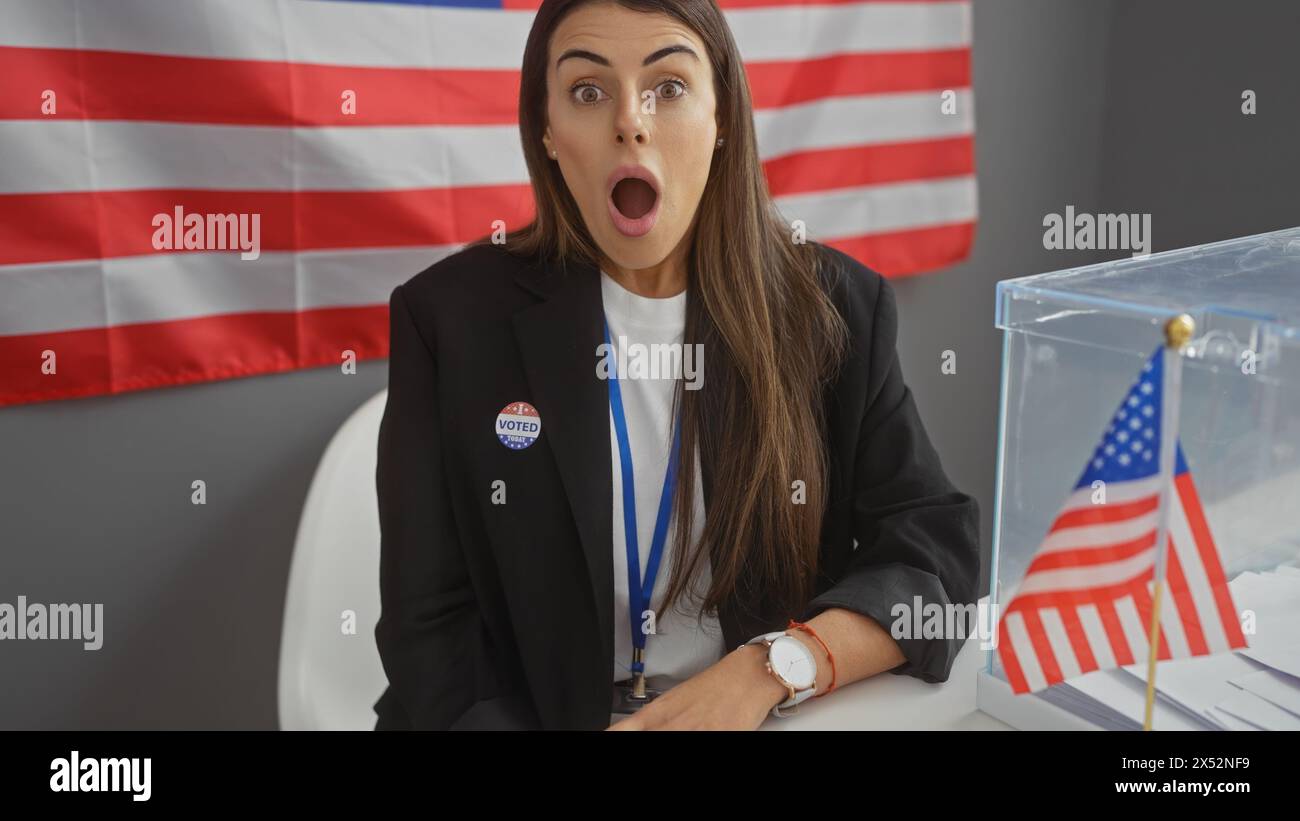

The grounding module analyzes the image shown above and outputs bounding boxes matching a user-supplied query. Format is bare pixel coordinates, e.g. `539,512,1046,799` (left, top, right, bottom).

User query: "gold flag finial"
1164,313,1195,348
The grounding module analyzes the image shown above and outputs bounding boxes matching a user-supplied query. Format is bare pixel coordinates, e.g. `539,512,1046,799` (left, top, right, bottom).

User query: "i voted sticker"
496,401,542,450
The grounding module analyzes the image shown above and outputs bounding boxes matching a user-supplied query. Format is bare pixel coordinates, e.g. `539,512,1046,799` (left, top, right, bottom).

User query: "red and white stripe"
0,0,975,406
998,472,1247,694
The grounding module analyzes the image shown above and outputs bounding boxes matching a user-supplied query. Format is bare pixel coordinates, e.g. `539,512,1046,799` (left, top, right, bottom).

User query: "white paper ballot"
1216,689,1300,730
1061,668,1212,730
1240,641,1300,679
1227,571,1300,648
1228,668,1300,718
1118,651,1267,726
1206,705,1261,731
1114,569,1300,724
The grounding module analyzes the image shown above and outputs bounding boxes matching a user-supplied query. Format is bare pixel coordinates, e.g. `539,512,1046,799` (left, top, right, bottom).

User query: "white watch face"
769,635,816,689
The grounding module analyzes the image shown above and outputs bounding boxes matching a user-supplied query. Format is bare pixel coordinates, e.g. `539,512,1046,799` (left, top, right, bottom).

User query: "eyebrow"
555,44,699,70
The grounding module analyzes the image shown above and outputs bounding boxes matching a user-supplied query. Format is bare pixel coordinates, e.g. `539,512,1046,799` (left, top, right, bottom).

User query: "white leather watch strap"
772,683,816,716
744,630,787,646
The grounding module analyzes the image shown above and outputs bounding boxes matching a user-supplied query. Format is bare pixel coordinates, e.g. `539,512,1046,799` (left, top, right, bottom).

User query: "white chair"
278,389,389,730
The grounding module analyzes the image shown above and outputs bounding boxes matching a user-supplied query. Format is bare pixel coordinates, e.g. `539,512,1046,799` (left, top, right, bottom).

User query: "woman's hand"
606,644,788,730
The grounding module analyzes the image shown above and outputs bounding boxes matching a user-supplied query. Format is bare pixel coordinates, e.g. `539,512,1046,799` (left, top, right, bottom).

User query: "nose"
614,91,648,146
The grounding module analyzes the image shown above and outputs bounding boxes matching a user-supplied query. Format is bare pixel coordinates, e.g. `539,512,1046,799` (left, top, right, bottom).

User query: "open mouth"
611,177,657,220
606,165,661,238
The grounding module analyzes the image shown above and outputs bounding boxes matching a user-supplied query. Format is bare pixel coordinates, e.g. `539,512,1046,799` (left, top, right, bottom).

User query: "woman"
373,0,979,731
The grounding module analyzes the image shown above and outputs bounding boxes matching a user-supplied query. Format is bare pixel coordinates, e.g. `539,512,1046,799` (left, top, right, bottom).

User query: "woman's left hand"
606,645,785,730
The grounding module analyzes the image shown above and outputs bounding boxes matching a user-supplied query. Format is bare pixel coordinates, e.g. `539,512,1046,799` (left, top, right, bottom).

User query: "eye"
656,78,688,100
569,82,608,106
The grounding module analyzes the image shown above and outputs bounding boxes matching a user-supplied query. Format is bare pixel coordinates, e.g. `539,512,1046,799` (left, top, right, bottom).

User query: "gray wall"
0,368,387,729
894,0,1119,594
2,0,1297,728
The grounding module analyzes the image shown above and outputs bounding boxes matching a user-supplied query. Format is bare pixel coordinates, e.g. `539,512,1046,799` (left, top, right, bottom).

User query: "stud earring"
716,137,724,148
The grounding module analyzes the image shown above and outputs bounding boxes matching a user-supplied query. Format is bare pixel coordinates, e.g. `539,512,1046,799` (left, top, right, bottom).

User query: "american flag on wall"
0,0,976,406
997,346,1247,694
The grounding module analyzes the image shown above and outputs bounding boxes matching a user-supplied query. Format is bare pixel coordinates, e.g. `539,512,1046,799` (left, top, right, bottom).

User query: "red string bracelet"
787,619,836,696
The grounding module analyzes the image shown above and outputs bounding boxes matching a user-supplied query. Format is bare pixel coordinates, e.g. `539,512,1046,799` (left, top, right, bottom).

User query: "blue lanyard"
604,316,682,676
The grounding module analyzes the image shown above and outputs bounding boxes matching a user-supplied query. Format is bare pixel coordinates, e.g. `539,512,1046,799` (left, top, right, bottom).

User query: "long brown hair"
472,0,849,622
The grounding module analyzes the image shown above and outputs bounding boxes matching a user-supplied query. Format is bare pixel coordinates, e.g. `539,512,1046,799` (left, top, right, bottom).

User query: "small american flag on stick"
998,341,1247,696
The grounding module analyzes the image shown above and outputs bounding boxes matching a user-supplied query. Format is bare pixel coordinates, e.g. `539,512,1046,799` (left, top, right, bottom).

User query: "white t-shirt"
600,270,726,687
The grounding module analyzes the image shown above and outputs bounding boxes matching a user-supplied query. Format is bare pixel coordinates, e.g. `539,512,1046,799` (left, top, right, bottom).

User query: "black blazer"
372,240,980,730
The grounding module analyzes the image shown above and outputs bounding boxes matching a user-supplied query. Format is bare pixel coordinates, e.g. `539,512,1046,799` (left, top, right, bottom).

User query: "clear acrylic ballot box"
977,227,1300,730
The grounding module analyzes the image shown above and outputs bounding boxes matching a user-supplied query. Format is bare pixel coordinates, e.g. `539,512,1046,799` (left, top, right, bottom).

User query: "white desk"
763,632,1012,731
608,632,1011,730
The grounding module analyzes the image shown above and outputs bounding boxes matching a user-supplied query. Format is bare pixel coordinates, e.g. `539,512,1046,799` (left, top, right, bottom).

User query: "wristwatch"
744,630,817,716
